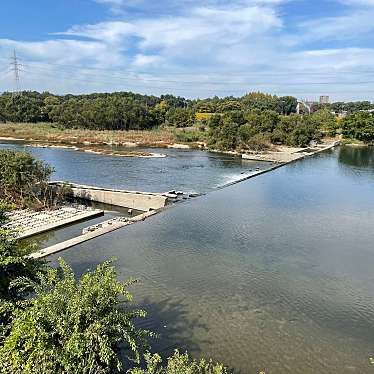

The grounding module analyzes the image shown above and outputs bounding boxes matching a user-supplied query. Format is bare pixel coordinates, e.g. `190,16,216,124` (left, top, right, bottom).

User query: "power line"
10,50,22,94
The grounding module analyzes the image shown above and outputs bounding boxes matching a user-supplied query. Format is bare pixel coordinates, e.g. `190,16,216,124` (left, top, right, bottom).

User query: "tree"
311,109,338,136
240,92,278,112
341,112,374,143
129,350,229,374
216,100,242,113
0,259,154,374
207,111,245,150
0,203,45,340
277,96,297,115
165,108,194,128
0,150,55,209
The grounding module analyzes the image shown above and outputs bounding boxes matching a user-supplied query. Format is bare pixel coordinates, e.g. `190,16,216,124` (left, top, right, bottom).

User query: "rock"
164,193,178,199
189,192,200,198
167,143,190,149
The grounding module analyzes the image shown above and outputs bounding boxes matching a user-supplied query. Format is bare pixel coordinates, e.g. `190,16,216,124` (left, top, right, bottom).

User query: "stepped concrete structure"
50,182,170,211
5,206,104,239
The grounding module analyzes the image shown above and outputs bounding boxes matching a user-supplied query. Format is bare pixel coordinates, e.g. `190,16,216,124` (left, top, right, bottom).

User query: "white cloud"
339,0,374,6
62,4,281,48
298,9,374,41
133,54,163,66
1,0,374,100
0,38,124,66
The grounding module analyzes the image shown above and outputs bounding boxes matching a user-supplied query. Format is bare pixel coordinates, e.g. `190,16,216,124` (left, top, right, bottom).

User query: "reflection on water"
338,145,374,175
41,146,374,374
3,141,374,373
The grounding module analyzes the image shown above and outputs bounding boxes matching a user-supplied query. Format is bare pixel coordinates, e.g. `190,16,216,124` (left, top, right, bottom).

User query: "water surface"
0,141,269,193
3,141,374,373
43,146,374,374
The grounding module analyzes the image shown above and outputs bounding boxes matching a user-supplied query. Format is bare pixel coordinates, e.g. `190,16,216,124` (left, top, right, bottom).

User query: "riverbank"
24,143,167,158
0,123,343,162
0,122,202,149
241,140,340,163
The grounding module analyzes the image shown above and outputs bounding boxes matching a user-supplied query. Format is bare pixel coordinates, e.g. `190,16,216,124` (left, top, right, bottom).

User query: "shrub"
341,112,374,143
0,259,154,374
0,150,68,209
245,133,271,152
129,350,229,374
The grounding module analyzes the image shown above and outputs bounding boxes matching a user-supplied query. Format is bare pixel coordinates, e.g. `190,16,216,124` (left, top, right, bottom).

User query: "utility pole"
10,49,21,94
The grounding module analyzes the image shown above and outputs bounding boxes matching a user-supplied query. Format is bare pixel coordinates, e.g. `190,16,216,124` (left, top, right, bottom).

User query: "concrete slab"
6,207,104,239
29,210,158,259
51,182,169,211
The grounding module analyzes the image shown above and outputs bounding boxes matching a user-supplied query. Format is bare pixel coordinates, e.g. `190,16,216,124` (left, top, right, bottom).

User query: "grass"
341,138,366,146
174,128,206,144
0,123,183,147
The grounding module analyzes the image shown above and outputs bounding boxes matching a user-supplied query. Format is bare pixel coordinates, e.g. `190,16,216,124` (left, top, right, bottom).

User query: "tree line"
0,90,373,146
0,91,297,130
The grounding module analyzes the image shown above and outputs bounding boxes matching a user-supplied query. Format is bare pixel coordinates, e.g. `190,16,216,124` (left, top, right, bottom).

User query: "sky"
1,0,374,101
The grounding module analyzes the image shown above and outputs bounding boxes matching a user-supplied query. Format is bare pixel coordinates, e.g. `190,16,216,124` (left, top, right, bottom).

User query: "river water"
0,141,269,193
2,142,374,373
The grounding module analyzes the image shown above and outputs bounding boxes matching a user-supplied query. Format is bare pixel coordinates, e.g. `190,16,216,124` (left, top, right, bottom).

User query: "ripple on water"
22,146,374,373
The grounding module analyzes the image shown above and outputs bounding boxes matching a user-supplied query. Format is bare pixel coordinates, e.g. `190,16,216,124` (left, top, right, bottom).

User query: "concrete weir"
51,182,169,211
30,210,158,259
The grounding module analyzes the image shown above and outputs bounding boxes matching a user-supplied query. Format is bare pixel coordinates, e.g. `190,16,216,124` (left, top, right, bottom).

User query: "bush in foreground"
129,350,229,374
0,259,154,374
0,150,70,209
0,203,45,339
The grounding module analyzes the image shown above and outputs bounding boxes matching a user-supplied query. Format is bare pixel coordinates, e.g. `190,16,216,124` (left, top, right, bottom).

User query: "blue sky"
1,0,374,101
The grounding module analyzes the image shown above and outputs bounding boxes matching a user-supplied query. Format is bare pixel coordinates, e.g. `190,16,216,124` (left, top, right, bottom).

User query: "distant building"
319,95,330,104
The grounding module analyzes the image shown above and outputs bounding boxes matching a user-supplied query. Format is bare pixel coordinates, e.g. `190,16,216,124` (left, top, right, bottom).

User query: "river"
2,142,374,373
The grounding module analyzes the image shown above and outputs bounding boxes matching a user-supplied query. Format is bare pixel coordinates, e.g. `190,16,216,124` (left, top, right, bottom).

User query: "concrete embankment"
51,182,169,211
30,210,158,259
220,141,341,189
6,207,104,239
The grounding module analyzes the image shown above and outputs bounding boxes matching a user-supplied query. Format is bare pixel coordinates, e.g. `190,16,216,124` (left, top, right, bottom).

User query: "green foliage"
311,109,338,136
0,259,154,374
165,108,194,128
208,112,244,150
175,129,204,143
243,133,271,152
241,92,278,112
129,350,229,374
0,150,55,209
277,96,298,115
341,112,374,143
216,100,242,112
194,101,217,113
0,203,45,340
331,101,373,114
272,115,321,147
0,92,49,123
49,96,158,131
208,109,321,151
